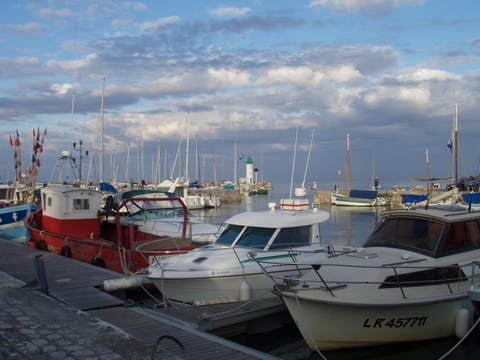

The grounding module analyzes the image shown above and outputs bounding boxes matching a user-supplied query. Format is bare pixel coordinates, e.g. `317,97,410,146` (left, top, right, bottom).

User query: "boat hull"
0,203,36,242
26,210,195,274
331,193,376,207
149,267,313,305
150,272,277,305
280,292,472,351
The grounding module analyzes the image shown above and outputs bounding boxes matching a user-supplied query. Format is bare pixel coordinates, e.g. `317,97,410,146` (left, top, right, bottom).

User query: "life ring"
35,240,48,251
91,257,106,268
60,246,72,258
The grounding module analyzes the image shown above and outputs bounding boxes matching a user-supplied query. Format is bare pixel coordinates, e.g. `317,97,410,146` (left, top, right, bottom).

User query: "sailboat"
331,132,384,207
294,129,314,197
280,128,310,210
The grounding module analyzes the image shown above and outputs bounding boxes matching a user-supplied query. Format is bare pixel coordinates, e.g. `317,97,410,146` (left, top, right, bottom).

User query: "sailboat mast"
301,129,315,188
100,77,105,183
234,141,237,185
426,148,430,195
185,113,190,181
289,127,299,199
344,132,351,192
125,143,130,182
454,103,458,187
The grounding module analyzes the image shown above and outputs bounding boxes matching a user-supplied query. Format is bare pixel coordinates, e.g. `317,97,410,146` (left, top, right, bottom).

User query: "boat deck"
0,240,281,359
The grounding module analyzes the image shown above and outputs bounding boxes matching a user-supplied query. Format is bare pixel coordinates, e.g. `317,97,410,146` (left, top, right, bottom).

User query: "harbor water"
190,184,480,360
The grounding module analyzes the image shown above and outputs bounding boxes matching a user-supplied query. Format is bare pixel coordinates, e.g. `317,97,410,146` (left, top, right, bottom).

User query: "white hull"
150,271,276,305
184,195,205,209
331,193,378,207
281,293,472,351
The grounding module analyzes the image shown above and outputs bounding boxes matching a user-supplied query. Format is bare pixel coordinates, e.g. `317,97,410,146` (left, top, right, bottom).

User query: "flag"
447,136,453,152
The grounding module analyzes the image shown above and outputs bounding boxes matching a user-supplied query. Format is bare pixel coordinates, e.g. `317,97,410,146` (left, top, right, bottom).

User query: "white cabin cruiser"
147,204,344,305
119,189,219,245
262,206,480,351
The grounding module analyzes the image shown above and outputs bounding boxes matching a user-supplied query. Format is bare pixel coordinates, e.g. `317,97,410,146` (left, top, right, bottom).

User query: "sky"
1,0,480,190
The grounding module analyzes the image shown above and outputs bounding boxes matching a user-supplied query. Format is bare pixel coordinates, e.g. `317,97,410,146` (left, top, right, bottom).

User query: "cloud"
309,0,424,13
4,22,47,36
139,16,180,33
0,57,42,78
46,53,98,73
121,2,147,11
209,6,252,17
398,68,460,82
36,7,72,18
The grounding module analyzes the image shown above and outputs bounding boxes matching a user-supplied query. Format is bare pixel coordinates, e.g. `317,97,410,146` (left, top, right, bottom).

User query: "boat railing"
249,248,308,279
136,238,196,267
250,254,480,300
115,196,189,245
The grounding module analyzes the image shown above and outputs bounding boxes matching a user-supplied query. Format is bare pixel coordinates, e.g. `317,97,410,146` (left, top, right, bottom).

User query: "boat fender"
35,240,48,251
103,275,149,292
91,257,106,268
27,241,36,249
455,308,470,338
60,246,72,258
239,280,250,301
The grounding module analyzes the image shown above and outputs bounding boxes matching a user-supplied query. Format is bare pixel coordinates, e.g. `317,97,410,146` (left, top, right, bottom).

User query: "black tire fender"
60,246,72,258
91,257,106,268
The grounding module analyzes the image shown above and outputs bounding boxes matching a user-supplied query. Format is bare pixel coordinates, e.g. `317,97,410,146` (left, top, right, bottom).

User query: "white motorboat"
119,189,219,245
261,206,480,351
147,203,345,305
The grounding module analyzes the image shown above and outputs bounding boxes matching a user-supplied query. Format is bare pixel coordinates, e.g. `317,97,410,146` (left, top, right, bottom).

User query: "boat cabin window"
365,217,444,255
437,220,480,256
236,226,276,249
268,226,311,250
216,224,244,246
73,198,90,211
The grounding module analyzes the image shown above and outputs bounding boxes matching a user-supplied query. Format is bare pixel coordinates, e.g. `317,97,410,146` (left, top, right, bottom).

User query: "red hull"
25,209,195,274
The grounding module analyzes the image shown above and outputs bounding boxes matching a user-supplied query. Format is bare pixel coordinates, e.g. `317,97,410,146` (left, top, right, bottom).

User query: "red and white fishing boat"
25,185,218,274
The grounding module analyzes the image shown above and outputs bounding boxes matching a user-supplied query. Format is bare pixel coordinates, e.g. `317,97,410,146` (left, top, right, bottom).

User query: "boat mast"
234,141,237,185
426,148,430,195
185,113,190,182
100,77,105,183
289,127,299,199
454,103,458,187
344,132,351,193
301,129,315,188
125,143,130,182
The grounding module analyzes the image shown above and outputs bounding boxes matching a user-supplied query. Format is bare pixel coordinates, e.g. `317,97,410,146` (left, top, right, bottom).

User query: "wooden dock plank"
91,306,277,359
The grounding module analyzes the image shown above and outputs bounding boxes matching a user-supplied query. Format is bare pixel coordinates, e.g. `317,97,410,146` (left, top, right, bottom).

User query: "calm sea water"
190,185,480,360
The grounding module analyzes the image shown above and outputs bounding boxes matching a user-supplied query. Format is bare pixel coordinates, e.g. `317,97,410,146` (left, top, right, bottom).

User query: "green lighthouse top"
246,156,253,164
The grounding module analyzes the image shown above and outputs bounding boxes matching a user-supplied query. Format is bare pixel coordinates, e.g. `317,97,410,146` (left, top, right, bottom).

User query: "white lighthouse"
245,156,254,184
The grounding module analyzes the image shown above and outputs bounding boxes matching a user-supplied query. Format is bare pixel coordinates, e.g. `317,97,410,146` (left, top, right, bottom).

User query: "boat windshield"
215,224,277,249
235,226,276,249
366,216,480,257
216,224,244,246
364,217,444,255
268,226,311,250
